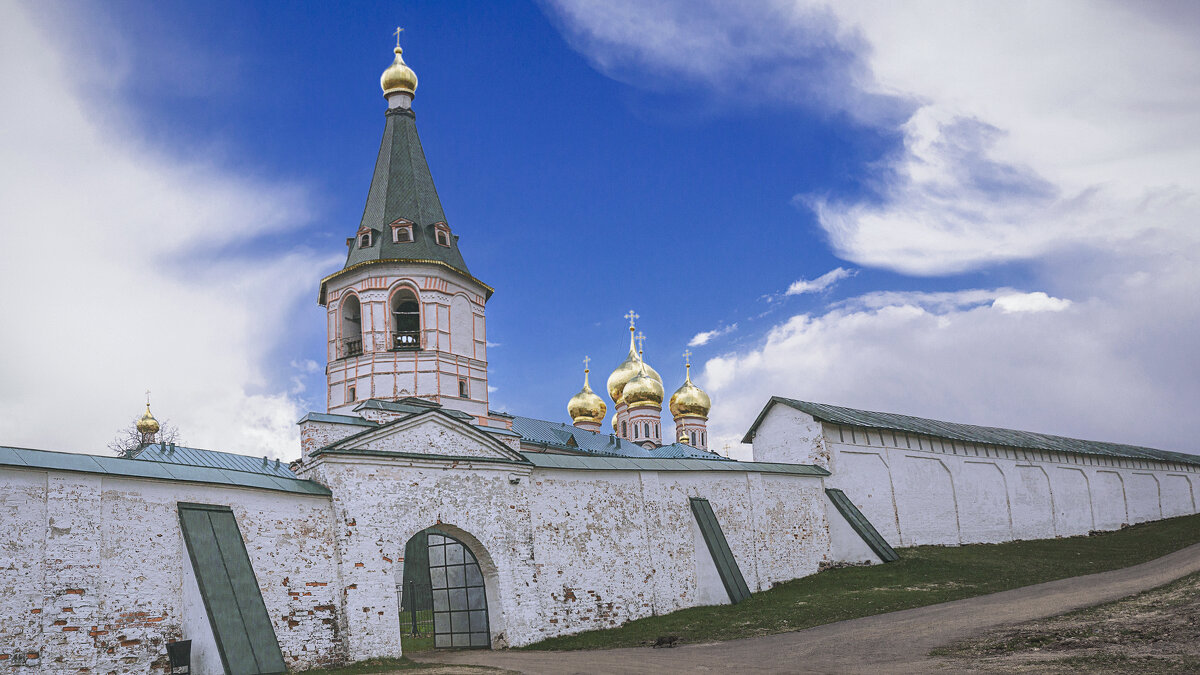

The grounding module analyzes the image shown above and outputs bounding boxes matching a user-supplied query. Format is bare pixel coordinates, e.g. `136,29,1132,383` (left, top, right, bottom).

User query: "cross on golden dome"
394,26,404,48
624,309,639,329
635,331,646,354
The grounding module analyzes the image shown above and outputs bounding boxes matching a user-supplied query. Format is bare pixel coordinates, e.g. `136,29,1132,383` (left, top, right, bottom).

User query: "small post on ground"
408,579,419,636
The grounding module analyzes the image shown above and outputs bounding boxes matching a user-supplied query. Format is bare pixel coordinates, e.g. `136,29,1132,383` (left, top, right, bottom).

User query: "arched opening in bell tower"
340,294,363,358
389,288,421,351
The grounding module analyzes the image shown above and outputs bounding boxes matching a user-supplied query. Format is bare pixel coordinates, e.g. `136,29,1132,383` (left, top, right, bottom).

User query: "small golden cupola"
669,351,712,450
669,361,711,419
567,358,607,432
136,403,161,436
380,29,418,106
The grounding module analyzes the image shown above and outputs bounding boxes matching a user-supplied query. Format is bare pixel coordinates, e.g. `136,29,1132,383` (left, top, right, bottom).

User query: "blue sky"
3,1,1198,459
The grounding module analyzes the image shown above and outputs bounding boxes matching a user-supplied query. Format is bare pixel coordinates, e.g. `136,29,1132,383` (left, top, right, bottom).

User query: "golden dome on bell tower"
567,359,607,425
380,29,418,99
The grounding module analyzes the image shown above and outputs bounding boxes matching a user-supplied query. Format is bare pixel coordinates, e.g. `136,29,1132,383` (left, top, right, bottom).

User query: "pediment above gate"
318,409,524,462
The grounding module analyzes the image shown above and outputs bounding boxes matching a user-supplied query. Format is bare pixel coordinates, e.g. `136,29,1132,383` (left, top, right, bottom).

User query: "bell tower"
319,37,493,419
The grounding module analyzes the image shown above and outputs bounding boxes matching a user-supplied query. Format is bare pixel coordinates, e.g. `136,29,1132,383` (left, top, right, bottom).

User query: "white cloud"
993,292,1072,314
702,268,1199,454
786,267,855,296
688,323,738,347
0,4,333,459
546,1,1200,455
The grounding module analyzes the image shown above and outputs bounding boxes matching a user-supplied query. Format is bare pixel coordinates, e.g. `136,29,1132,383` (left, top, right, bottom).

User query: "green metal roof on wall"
297,412,380,428
520,452,829,476
134,443,298,479
0,445,330,496
743,397,1200,467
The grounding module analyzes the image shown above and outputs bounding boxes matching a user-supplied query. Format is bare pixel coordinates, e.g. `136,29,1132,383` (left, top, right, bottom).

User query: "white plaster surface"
752,405,1200,548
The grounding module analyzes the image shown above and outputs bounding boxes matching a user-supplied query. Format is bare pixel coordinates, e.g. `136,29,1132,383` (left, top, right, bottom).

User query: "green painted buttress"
178,503,286,675
824,488,900,562
689,497,752,604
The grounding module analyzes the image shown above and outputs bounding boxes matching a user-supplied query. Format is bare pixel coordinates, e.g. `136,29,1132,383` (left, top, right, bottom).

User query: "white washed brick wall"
752,406,1200,549
0,469,342,672
301,453,829,653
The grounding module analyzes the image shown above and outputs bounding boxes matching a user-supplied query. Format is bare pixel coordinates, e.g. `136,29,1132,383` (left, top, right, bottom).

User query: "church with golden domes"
567,317,712,451
1,35,1196,674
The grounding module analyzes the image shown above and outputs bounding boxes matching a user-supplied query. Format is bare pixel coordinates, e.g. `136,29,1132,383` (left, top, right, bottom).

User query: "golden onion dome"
669,363,711,419
567,368,607,424
623,362,664,409
380,47,418,98
136,404,160,435
607,327,662,403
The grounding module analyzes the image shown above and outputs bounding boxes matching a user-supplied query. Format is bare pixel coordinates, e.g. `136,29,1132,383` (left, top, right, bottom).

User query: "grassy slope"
524,512,1200,650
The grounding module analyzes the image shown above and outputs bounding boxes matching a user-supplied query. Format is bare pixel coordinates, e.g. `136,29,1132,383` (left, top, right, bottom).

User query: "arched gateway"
399,527,491,649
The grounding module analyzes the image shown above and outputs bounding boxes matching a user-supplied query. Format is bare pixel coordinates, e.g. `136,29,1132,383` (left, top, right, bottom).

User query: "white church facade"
1,42,1198,674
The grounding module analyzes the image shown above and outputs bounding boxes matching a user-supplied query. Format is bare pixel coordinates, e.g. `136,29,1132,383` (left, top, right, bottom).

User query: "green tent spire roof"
343,106,471,276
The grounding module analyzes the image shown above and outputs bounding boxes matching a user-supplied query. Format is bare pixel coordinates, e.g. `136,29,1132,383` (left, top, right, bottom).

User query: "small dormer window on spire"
357,227,374,249
433,222,451,247
390,218,414,243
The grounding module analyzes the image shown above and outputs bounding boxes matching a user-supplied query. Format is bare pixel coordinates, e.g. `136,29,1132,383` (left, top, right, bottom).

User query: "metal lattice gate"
427,532,490,648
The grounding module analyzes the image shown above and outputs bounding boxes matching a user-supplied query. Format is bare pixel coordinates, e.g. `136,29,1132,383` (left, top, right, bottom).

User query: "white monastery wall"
0,468,342,673
300,457,539,656
525,469,829,642
752,407,1200,548
300,451,831,655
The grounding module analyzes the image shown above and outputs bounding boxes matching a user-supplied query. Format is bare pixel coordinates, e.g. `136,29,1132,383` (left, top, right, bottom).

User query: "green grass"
523,512,1200,650
300,657,427,674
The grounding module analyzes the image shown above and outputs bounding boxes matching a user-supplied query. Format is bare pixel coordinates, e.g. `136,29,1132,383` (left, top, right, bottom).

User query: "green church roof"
320,106,491,303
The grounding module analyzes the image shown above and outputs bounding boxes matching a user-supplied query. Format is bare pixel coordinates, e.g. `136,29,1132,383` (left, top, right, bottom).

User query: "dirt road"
412,540,1200,674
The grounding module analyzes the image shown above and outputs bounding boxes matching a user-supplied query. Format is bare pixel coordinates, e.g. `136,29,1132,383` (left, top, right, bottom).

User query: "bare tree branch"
107,417,183,457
